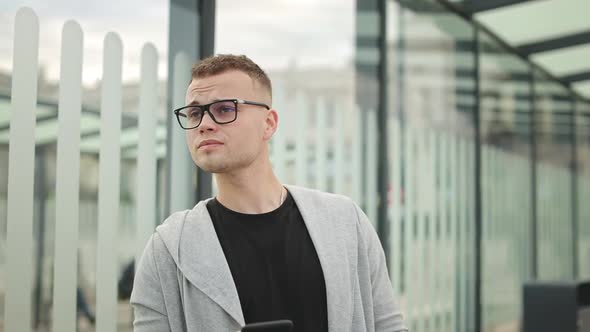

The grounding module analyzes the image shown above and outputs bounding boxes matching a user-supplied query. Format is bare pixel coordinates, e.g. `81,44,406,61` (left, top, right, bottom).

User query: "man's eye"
219,106,235,113
188,109,202,118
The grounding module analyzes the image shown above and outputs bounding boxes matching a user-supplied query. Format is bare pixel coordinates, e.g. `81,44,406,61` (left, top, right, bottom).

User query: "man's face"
184,70,276,173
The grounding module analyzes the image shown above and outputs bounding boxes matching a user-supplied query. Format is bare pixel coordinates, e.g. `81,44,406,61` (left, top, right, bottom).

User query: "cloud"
215,1,354,71
1,0,169,84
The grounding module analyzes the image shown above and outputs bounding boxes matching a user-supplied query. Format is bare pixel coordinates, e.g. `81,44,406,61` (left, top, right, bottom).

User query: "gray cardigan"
130,185,408,332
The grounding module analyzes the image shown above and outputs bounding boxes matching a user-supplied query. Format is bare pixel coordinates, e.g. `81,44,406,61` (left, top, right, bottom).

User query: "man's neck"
214,161,284,215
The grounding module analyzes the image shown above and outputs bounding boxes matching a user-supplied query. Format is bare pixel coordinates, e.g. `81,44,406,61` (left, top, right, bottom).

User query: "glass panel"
479,32,533,332
534,71,575,281
390,1,476,331
576,100,590,279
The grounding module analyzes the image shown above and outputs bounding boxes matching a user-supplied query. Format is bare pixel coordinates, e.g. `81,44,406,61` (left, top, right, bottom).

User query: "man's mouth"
198,139,224,150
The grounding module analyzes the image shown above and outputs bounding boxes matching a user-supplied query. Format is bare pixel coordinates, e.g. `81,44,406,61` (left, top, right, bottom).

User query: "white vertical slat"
414,125,425,332
544,165,550,278
458,138,467,332
513,154,520,290
489,147,497,319
4,7,39,332
272,80,287,182
333,101,346,195
562,168,567,278
315,97,328,192
389,116,401,295
552,165,559,279
551,168,571,279
513,155,520,282
551,168,556,278
135,43,158,263
520,157,532,274
435,130,444,331
556,168,562,278
295,91,308,187
456,137,463,332
522,156,530,279
404,122,415,330
424,128,432,331
169,52,194,213
440,132,450,332
549,166,553,278
538,164,543,279
481,144,489,328
560,167,565,277
499,149,505,318
567,167,573,278
471,140,477,328
352,106,363,206
52,20,83,332
96,32,123,332
449,133,457,332
551,167,556,277
565,168,571,278
554,167,559,278
428,130,437,331
366,109,377,225
540,164,545,279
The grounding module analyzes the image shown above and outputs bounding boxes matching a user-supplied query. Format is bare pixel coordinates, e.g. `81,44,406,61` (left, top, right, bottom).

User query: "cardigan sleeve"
354,202,409,332
130,234,172,332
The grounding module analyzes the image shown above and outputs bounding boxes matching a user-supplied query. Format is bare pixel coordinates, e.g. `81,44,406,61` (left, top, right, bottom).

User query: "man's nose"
199,111,217,132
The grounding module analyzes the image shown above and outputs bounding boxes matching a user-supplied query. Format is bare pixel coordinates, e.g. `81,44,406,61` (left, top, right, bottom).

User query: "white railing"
3,8,162,332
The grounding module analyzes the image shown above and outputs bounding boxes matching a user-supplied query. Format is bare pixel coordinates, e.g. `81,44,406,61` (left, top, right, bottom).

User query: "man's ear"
263,109,279,141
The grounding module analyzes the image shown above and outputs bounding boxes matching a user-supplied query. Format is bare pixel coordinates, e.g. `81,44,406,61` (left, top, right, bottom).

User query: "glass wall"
576,100,590,279
389,1,476,331
478,33,533,330
388,1,586,331
533,72,575,281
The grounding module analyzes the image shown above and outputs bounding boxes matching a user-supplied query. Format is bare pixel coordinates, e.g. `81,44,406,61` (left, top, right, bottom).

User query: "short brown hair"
191,54,272,99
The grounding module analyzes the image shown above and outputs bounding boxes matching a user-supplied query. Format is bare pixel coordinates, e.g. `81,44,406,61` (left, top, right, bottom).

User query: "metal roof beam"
463,0,541,13
517,30,590,55
561,71,590,84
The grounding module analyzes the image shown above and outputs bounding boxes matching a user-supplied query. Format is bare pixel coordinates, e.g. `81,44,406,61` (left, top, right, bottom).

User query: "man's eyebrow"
186,98,224,106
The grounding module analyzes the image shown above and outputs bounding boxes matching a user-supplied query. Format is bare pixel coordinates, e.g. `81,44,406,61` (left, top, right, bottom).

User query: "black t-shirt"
206,191,328,332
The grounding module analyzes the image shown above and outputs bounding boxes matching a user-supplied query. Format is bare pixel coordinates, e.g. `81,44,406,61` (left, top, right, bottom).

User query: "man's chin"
196,161,228,173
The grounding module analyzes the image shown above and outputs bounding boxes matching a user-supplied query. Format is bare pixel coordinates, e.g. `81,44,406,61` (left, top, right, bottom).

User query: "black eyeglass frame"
173,98,271,129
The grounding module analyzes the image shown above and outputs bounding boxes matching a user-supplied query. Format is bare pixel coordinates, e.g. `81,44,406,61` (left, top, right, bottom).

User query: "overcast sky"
0,0,355,85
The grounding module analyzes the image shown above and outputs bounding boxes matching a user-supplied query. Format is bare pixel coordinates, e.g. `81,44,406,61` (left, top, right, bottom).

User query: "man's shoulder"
155,209,190,236
153,199,212,247
156,198,212,233
286,185,355,206
286,185,361,223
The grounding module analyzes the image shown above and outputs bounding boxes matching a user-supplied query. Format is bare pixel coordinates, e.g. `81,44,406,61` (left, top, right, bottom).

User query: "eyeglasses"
173,99,270,130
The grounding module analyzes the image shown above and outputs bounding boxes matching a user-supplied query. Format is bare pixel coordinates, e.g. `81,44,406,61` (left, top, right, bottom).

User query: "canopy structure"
453,0,590,99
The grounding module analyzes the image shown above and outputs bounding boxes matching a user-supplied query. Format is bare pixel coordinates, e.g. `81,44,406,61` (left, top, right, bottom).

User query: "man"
130,54,407,332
